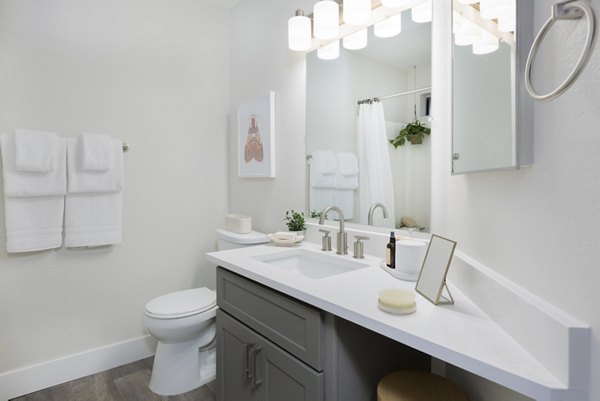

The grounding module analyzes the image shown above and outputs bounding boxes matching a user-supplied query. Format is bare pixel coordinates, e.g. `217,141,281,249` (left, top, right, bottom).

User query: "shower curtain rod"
357,86,431,105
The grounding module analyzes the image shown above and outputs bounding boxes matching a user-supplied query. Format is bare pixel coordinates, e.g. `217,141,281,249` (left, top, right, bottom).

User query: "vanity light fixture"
343,28,368,49
288,9,312,51
479,0,509,20
314,0,339,40
497,2,516,32
343,0,371,26
411,0,432,23
380,0,410,8
472,29,499,54
374,14,402,38
318,39,340,59
455,16,481,46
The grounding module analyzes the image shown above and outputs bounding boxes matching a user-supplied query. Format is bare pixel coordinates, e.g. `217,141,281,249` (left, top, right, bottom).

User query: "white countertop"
206,242,575,401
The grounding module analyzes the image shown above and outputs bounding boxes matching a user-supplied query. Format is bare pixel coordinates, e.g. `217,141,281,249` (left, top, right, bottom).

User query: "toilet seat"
145,288,216,319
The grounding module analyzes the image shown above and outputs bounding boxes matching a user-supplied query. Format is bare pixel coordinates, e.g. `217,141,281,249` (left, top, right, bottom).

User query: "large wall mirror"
306,9,432,231
451,0,533,174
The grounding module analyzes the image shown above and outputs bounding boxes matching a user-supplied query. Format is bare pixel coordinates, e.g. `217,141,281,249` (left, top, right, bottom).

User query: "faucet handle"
353,236,369,259
319,229,332,252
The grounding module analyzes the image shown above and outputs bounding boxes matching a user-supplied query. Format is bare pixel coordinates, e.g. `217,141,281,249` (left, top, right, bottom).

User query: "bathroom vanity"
206,241,589,401
216,267,429,401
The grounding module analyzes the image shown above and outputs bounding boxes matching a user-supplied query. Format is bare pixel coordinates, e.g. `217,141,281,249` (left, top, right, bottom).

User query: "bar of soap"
378,288,416,315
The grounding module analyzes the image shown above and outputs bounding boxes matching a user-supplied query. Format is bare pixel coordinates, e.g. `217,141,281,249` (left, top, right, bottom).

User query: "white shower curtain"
357,101,396,228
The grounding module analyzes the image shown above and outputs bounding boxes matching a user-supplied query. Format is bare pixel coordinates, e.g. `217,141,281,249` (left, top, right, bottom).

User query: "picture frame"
415,234,457,305
237,92,275,178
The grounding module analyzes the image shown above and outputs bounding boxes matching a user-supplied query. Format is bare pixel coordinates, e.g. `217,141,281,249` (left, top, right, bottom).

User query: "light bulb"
288,10,312,51
497,1,516,32
480,0,508,20
472,29,499,54
453,10,462,34
374,14,402,38
381,0,410,8
314,0,339,40
411,0,432,23
318,40,340,60
455,17,480,46
343,0,371,26
343,28,368,50
457,0,479,3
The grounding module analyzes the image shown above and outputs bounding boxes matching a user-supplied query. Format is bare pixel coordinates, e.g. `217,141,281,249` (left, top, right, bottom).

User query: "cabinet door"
217,309,261,401
218,310,324,401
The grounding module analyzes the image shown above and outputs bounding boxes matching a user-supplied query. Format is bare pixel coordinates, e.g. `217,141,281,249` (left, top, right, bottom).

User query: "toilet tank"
216,229,268,250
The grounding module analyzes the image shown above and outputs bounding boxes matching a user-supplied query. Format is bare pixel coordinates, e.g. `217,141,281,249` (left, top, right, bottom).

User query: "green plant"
310,209,322,219
284,209,306,232
389,120,431,148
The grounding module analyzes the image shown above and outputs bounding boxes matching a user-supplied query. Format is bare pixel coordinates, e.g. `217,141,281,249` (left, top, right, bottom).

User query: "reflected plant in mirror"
306,9,432,231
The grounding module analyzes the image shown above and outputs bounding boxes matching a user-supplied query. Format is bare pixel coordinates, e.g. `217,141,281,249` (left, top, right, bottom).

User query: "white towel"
64,192,122,247
334,152,359,190
79,132,113,171
67,137,123,193
334,189,354,220
15,129,59,173
4,196,64,252
311,150,335,188
310,188,335,215
1,133,67,197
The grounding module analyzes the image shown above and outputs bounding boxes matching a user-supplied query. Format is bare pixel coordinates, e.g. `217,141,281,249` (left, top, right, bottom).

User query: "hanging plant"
389,120,431,148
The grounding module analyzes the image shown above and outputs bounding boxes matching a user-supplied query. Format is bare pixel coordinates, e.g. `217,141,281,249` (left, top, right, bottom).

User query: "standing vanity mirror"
451,0,534,174
306,6,432,231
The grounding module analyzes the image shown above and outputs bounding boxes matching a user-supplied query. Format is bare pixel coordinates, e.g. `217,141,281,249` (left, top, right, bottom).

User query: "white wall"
431,1,600,400
0,0,229,378
228,0,313,233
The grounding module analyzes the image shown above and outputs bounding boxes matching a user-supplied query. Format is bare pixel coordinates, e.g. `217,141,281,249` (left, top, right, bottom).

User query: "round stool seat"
377,370,468,401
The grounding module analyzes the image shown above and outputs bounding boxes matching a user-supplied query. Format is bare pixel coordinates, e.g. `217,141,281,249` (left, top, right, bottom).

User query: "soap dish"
379,260,419,282
377,288,416,315
267,232,304,247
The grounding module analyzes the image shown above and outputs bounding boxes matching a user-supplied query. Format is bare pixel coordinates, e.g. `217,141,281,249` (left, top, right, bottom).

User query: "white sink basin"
253,249,368,279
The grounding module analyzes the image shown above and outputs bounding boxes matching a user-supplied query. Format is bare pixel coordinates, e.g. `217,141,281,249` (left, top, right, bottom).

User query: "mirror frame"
451,0,534,175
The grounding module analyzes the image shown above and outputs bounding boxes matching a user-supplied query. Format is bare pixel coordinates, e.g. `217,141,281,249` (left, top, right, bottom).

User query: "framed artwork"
237,92,275,178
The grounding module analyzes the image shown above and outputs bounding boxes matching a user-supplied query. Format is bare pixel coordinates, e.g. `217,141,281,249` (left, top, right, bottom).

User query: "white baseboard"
0,335,156,401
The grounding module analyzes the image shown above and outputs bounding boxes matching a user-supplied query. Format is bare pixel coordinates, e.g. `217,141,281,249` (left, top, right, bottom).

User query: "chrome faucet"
318,206,347,255
367,202,388,225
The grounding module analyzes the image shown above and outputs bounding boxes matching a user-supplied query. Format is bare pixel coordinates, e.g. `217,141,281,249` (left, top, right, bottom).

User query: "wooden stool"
377,370,468,401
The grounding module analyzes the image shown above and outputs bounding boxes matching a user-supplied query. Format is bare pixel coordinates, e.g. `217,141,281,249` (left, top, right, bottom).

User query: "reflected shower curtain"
357,101,396,228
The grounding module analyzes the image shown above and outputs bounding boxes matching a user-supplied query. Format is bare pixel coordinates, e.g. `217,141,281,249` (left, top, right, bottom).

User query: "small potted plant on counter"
284,209,306,233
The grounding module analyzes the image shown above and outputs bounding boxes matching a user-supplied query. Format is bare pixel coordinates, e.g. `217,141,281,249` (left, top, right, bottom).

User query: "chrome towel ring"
525,0,597,101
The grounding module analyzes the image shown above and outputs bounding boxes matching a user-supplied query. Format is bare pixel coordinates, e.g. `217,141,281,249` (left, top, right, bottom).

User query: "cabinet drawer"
217,267,324,371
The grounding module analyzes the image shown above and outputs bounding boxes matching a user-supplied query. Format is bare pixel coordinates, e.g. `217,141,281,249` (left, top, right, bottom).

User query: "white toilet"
143,228,268,396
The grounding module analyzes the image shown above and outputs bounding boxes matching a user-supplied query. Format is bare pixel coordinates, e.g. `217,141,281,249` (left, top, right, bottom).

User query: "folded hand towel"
337,152,359,176
79,132,113,171
15,129,59,173
311,151,336,189
64,192,122,247
4,196,64,253
334,152,359,190
1,133,67,197
67,136,123,193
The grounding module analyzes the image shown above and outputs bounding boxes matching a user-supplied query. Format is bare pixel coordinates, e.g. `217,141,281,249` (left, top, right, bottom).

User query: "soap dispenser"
386,231,396,269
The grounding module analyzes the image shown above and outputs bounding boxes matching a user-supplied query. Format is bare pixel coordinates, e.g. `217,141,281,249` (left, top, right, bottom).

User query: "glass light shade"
381,0,410,9
343,28,368,49
480,0,508,20
314,0,339,40
288,13,312,51
318,40,340,60
411,0,432,23
455,18,481,46
343,0,371,26
453,10,462,34
497,1,516,32
374,14,402,38
472,29,499,54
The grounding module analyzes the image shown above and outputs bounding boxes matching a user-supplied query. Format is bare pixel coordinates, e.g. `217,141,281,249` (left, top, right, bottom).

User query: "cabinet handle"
250,346,263,388
244,342,254,380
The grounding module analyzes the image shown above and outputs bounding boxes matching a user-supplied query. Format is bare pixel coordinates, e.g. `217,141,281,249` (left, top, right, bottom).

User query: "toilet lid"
144,288,216,319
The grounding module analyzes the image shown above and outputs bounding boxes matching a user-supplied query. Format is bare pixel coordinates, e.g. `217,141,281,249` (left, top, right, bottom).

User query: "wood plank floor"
10,357,216,401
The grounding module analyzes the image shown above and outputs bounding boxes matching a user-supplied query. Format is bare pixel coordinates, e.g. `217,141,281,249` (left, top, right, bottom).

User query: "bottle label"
386,248,391,266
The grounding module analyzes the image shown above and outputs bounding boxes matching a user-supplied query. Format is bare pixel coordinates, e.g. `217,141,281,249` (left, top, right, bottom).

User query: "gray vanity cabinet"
216,267,430,401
